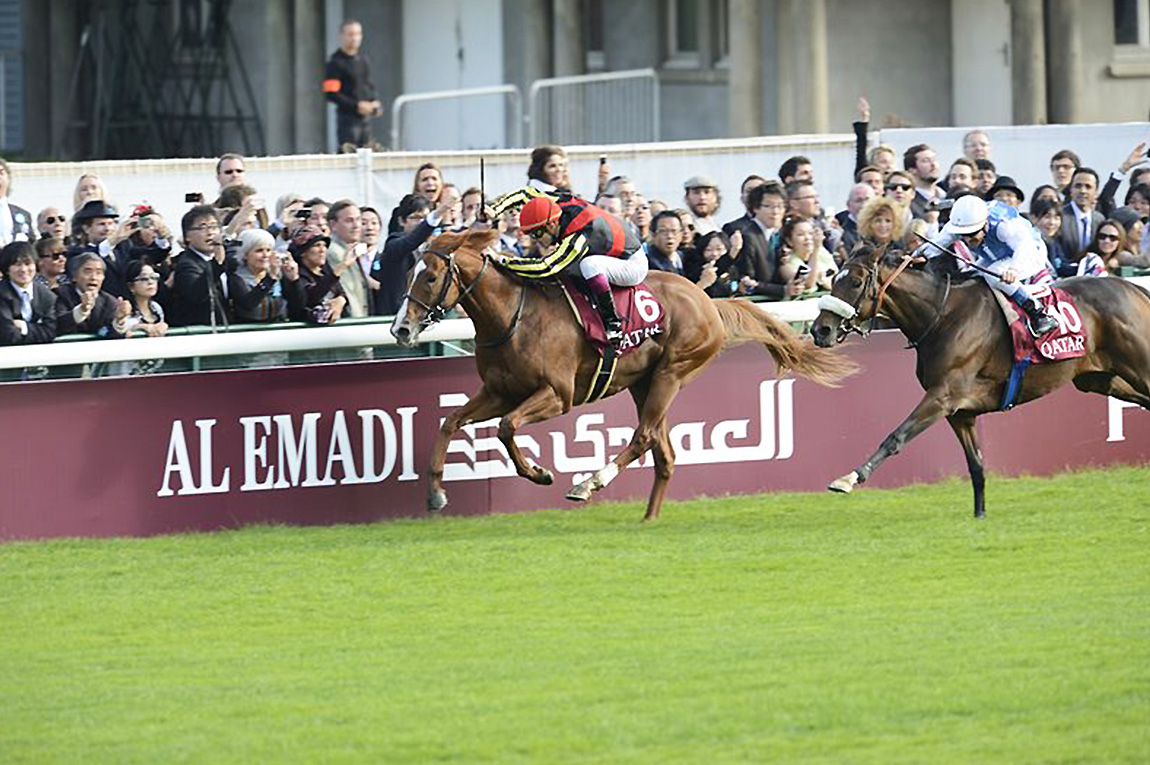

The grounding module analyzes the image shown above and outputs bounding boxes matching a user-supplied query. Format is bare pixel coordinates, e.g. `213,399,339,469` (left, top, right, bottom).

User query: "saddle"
990,284,1088,409
557,277,666,404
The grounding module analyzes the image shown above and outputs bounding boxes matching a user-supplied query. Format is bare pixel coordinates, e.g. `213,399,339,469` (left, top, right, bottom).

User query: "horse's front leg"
829,388,952,494
497,387,567,485
428,386,508,513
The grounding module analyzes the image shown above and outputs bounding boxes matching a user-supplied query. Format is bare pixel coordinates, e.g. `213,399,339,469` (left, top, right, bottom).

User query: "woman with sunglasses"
34,237,68,290
919,195,1059,336
1086,220,1138,274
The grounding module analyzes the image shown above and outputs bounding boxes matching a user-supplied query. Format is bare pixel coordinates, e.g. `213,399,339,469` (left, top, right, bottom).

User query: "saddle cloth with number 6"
558,277,666,357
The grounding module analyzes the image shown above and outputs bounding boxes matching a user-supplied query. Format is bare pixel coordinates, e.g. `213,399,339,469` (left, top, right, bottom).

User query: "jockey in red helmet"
499,195,646,347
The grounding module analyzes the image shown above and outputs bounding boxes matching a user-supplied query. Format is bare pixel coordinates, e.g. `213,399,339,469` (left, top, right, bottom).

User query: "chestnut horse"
391,229,856,521
811,243,1150,518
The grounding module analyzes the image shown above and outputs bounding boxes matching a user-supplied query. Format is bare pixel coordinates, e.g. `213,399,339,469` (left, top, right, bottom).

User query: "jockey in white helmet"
920,195,1059,336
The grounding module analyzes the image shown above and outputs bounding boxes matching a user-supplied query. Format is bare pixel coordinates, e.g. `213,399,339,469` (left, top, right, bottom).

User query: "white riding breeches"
579,250,648,286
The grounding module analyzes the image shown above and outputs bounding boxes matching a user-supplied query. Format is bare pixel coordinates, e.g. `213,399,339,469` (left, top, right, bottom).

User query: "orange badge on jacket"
322,79,341,93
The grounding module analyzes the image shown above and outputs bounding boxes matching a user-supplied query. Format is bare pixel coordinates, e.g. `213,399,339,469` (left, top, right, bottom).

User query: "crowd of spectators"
0,114,1148,360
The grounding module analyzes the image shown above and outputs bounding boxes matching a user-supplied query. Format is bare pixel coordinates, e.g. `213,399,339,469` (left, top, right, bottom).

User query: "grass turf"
1,467,1148,764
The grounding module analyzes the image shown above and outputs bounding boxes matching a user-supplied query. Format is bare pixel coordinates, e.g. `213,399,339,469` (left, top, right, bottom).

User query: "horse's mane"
428,228,500,255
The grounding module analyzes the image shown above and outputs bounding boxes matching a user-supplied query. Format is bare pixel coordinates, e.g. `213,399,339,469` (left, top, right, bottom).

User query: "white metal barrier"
390,85,524,151
0,298,824,371
529,69,660,146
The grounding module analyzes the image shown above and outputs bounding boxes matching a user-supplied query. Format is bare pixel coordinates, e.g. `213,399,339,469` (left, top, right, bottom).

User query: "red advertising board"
1,330,1147,541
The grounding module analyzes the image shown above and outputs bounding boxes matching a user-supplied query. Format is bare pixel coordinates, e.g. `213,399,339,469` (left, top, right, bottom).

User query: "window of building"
586,0,605,71
1114,0,1149,46
0,0,24,153
664,0,730,69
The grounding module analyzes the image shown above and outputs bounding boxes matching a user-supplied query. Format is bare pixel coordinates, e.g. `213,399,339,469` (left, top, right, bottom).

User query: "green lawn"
2,468,1148,764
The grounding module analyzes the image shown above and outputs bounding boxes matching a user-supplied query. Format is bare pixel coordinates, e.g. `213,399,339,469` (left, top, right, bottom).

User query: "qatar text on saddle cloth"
560,278,665,355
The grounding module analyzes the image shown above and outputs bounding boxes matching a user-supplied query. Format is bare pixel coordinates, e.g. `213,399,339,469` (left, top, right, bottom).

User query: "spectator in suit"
284,225,349,324
36,207,68,243
326,200,371,317
228,228,292,324
595,194,624,219
732,182,799,300
962,130,991,162
372,194,451,316
54,253,128,337
973,159,997,196
460,187,485,227
34,237,68,290
646,211,686,274
216,153,246,190
884,169,916,209
0,158,35,247
1058,167,1104,259
904,144,942,220
778,155,814,185
168,205,229,329
0,242,57,345
1126,183,1150,219
723,174,767,237
946,159,976,191
683,175,721,235
1049,149,1081,194
835,183,876,255
67,200,135,299
856,165,885,196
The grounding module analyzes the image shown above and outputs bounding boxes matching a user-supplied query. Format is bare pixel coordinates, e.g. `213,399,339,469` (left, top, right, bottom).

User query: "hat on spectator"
984,176,1025,203
1110,206,1144,230
289,224,330,256
683,175,719,190
74,199,119,221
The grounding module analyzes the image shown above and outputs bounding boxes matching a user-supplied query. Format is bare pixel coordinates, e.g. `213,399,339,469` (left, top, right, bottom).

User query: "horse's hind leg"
567,373,682,518
428,385,509,513
497,387,566,485
642,421,675,522
946,412,986,519
1074,372,1150,409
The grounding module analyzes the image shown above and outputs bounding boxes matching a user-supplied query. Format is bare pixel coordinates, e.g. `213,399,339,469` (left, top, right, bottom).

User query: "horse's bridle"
402,249,527,348
830,245,950,346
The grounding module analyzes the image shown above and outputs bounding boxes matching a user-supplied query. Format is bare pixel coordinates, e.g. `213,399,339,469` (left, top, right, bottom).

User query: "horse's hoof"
428,490,448,514
828,471,859,494
532,468,554,486
566,483,593,502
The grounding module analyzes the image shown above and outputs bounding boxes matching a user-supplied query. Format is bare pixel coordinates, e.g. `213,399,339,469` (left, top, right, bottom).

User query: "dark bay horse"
811,243,1150,517
391,229,857,521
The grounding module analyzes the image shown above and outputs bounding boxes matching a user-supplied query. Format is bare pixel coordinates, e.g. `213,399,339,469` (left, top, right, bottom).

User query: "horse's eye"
426,274,437,284
846,277,863,290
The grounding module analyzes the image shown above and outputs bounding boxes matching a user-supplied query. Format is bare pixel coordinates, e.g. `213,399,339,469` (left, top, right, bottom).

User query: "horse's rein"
407,248,527,348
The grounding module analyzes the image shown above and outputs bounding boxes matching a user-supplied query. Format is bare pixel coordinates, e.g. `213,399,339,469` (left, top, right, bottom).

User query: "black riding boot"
1022,297,1059,336
593,291,624,347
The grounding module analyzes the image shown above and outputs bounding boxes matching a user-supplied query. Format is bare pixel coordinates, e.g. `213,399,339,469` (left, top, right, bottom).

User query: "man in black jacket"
168,205,229,328
0,242,56,345
53,253,127,338
324,20,382,151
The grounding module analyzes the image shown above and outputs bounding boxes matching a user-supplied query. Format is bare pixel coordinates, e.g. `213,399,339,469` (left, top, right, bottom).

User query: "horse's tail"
715,299,858,387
